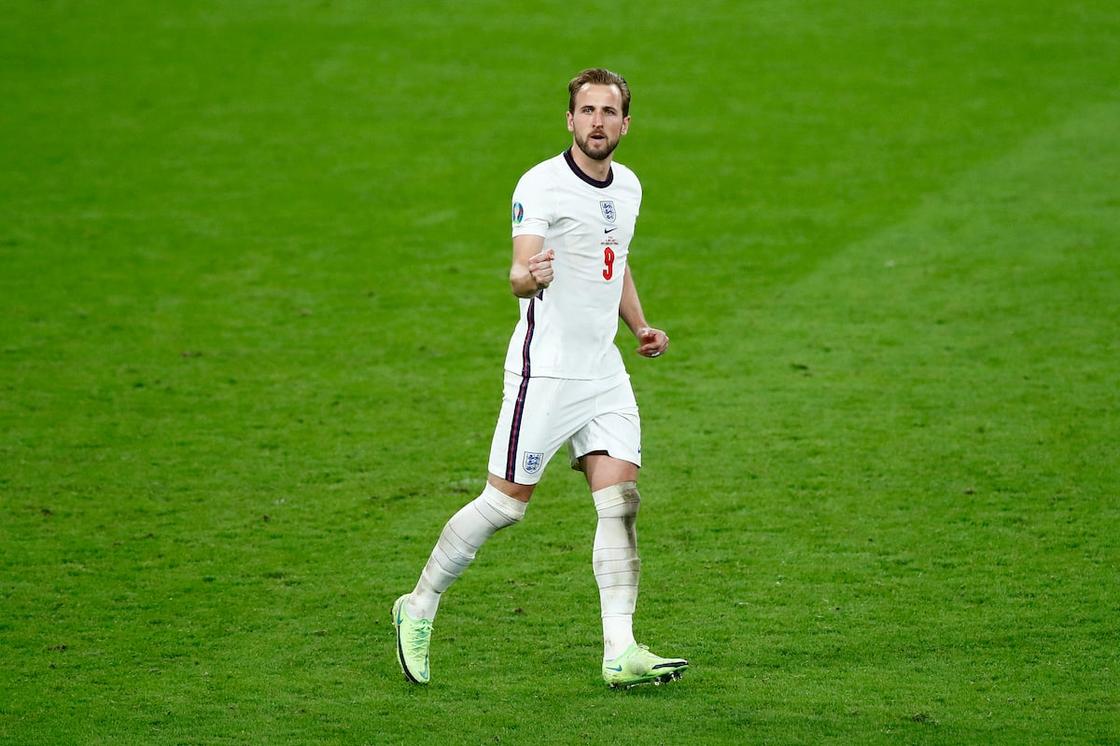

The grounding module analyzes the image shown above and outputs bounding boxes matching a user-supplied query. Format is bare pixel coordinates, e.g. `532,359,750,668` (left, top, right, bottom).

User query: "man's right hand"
528,249,555,289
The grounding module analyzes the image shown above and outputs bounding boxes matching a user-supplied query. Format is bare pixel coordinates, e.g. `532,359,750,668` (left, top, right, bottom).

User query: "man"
393,68,687,689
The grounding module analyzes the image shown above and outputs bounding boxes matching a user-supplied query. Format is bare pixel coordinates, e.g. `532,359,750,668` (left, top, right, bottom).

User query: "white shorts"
487,370,641,485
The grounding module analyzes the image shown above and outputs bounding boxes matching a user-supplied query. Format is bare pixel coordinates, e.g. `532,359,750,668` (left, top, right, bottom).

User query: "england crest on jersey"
599,200,616,223
523,451,544,475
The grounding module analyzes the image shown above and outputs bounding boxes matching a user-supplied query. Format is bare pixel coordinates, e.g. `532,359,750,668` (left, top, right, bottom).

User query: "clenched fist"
528,249,555,289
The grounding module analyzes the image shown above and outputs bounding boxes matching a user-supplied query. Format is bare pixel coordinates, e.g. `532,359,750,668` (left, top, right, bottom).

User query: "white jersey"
505,149,642,380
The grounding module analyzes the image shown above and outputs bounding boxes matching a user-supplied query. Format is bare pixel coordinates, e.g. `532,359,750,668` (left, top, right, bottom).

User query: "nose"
591,110,604,127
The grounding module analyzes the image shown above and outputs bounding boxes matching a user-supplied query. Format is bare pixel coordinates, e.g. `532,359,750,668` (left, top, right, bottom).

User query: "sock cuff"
592,481,640,516
481,482,528,523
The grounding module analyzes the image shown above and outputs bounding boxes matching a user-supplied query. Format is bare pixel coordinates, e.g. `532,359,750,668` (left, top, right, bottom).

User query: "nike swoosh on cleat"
605,664,623,671
396,625,421,684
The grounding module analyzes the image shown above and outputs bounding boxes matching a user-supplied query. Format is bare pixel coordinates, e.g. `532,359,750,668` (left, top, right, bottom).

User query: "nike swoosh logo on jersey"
604,227,617,233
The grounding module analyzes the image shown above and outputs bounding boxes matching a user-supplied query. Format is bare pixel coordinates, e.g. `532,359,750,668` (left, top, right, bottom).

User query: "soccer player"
393,68,687,689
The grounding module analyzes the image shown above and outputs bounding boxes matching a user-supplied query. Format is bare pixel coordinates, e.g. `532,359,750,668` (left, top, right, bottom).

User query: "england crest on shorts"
599,200,616,223
523,451,544,475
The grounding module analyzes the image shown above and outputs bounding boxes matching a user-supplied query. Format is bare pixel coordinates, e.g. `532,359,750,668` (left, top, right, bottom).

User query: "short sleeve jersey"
506,149,643,380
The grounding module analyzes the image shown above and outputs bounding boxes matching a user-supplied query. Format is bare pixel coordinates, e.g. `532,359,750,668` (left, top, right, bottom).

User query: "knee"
592,481,640,519
487,474,534,503
481,482,528,525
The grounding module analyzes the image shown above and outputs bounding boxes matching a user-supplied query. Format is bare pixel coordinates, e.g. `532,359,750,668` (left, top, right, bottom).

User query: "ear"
620,115,630,136
566,111,575,133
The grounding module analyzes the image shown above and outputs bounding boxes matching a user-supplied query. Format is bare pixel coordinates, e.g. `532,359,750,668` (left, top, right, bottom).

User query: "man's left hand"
636,327,669,358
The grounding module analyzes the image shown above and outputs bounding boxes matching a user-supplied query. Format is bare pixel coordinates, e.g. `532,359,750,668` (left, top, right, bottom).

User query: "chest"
551,189,639,260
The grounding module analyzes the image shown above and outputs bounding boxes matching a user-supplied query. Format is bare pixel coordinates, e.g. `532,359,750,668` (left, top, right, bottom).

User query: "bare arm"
509,234,554,298
620,264,670,357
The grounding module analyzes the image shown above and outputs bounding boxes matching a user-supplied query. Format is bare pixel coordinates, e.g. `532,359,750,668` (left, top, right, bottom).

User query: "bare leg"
487,473,535,502
580,451,639,491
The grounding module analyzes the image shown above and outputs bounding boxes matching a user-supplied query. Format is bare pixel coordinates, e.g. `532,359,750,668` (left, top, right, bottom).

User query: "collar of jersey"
563,148,613,189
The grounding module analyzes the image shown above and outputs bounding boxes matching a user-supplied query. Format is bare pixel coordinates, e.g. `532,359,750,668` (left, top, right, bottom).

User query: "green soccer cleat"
392,594,432,685
602,643,688,688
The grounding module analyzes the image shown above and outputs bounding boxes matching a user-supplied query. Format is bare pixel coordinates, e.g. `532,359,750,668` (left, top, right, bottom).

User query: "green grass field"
3,1,1118,742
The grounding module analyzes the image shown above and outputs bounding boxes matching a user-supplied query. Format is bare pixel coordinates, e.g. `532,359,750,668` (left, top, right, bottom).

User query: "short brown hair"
568,68,631,117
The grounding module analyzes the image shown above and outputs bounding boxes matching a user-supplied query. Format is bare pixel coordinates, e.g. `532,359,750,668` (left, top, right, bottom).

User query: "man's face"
567,83,630,161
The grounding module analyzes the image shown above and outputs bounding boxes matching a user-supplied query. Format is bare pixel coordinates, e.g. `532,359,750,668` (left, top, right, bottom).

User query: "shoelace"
409,619,432,656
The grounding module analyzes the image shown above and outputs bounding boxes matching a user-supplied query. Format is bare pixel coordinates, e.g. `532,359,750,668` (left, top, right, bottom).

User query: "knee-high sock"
407,483,527,620
592,481,641,659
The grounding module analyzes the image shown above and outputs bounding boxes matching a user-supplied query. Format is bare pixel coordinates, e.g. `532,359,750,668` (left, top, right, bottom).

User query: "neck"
569,143,613,182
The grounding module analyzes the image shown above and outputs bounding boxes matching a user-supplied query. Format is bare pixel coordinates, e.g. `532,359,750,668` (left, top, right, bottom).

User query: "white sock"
592,481,640,660
407,483,527,620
